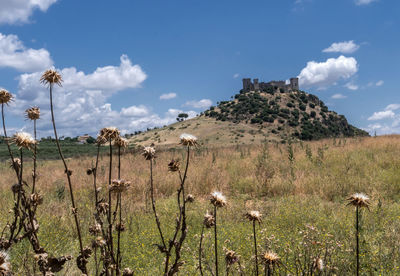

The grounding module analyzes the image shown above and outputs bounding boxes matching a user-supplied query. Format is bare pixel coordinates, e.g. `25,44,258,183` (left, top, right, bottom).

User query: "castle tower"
253,78,260,91
290,77,299,90
242,78,252,92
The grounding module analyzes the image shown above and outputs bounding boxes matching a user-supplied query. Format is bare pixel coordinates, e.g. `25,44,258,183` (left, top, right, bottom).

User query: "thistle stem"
32,119,37,194
116,145,122,274
199,225,204,276
253,220,259,276
49,83,84,266
214,205,218,276
108,140,115,267
1,103,18,178
356,206,359,276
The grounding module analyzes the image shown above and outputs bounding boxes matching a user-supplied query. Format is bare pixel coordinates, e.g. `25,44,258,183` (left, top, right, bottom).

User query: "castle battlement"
242,77,299,92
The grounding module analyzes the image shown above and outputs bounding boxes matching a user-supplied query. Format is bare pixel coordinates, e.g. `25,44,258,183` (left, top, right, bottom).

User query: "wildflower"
210,191,227,208
40,70,62,86
203,211,215,228
168,159,180,172
99,127,120,141
186,194,195,203
0,89,13,105
142,146,156,160
347,193,370,209
109,179,131,193
179,133,198,147
261,251,280,266
114,136,129,148
224,248,239,266
245,210,262,223
12,132,36,150
25,106,40,120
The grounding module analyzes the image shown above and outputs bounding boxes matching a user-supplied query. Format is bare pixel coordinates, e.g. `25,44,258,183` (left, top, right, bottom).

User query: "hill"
129,88,368,147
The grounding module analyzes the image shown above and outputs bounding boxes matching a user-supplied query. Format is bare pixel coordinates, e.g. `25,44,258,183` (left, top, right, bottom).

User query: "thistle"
39,69,62,86
109,179,131,194
99,127,120,141
209,191,226,276
261,251,280,276
245,210,262,275
347,193,370,276
0,89,13,105
11,132,36,151
25,106,40,120
168,159,180,172
179,133,198,147
114,136,129,148
142,146,156,160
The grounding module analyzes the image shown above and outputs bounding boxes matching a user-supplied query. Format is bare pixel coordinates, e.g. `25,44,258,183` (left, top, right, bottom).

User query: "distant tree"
86,136,96,144
176,113,189,122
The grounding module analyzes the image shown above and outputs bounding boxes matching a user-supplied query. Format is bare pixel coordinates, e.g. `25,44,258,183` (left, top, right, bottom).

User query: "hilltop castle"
242,77,299,92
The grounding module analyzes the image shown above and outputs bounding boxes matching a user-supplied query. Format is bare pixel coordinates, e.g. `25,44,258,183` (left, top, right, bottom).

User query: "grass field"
1,135,400,275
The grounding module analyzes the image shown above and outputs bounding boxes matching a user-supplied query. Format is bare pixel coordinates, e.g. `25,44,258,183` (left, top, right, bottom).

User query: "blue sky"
0,0,399,137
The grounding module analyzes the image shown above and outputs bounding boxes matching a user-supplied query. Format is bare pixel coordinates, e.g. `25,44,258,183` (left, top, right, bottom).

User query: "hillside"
129,88,368,147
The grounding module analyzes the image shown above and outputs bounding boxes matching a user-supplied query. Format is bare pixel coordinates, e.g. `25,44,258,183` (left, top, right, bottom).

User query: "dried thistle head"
25,106,40,120
92,236,106,248
224,248,239,266
203,211,215,228
114,136,129,148
314,257,324,272
168,159,180,172
9,158,21,173
29,193,43,206
40,69,62,86
0,89,13,105
88,223,102,236
97,202,109,215
109,179,131,194
99,127,120,141
0,251,11,273
0,251,9,265
347,193,370,209
116,222,126,232
142,146,156,160
122,268,134,276
210,191,227,208
12,132,36,150
261,251,280,266
96,135,107,145
179,133,198,147
185,194,195,203
245,210,262,223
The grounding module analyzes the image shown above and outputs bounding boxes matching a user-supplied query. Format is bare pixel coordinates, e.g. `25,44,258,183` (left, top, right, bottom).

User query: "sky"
0,0,399,137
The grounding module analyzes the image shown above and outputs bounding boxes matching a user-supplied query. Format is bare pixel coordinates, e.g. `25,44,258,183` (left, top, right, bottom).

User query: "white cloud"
376,80,384,86
355,0,378,6
385,104,400,111
298,55,358,89
0,33,53,72
233,73,240,79
345,82,359,90
331,93,347,99
368,110,395,121
121,105,149,117
0,0,57,25
323,41,360,54
159,92,177,100
184,99,212,109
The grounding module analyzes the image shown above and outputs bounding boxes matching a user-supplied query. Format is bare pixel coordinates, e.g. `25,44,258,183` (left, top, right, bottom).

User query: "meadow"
1,133,400,275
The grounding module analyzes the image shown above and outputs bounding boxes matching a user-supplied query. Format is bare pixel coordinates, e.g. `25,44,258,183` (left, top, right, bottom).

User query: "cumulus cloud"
345,82,359,90
298,55,358,89
331,93,347,99
355,0,378,6
0,33,53,72
376,80,384,86
184,99,212,109
385,104,400,111
0,0,57,25
159,93,177,100
323,41,360,54
121,105,150,117
368,110,395,121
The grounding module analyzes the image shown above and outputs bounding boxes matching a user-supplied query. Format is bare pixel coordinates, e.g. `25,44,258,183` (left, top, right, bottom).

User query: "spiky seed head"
186,194,195,203
88,223,102,236
99,127,120,141
261,251,280,266
245,210,262,223
122,268,134,276
203,211,215,228
97,202,109,215
116,223,126,232
224,248,239,266
93,236,107,248
347,193,370,209
114,136,129,148
142,146,156,160
168,159,180,172
12,132,36,150
25,106,40,120
0,89,13,105
40,69,62,86
0,251,9,265
29,193,43,206
210,191,227,208
109,179,131,194
179,133,198,147
315,257,324,272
